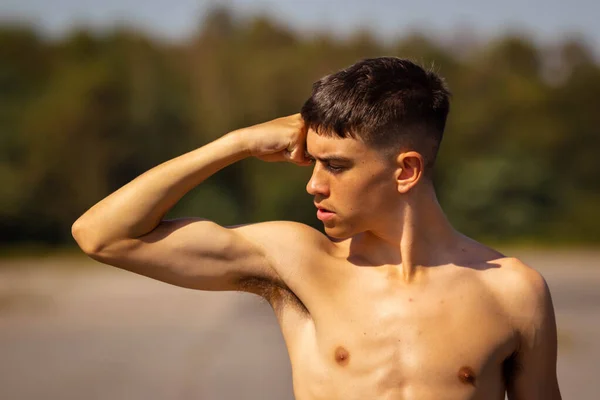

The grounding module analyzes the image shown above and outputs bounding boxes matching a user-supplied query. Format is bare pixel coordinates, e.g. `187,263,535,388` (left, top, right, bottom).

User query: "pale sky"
1,0,598,50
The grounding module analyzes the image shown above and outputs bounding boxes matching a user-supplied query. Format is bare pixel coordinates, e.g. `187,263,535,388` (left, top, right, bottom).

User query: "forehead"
306,129,372,158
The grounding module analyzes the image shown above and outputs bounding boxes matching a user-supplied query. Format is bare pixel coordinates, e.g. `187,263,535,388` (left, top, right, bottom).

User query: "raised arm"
71,115,312,291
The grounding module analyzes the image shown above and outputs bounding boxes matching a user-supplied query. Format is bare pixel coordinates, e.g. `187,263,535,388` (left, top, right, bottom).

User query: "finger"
289,145,308,164
282,147,295,162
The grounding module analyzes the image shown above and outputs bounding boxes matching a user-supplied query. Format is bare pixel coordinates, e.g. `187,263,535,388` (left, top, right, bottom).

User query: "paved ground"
0,249,598,399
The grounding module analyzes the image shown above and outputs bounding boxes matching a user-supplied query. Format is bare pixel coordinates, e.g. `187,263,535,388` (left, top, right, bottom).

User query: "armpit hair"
236,276,309,317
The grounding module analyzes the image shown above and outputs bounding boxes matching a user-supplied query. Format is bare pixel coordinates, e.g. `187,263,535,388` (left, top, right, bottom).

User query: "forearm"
72,130,249,252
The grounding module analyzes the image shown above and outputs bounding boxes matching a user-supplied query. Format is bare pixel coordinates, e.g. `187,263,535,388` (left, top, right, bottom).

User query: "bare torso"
246,235,521,400
73,114,560,400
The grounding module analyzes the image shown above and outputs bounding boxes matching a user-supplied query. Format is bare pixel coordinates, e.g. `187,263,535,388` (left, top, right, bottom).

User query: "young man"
72,57,561,399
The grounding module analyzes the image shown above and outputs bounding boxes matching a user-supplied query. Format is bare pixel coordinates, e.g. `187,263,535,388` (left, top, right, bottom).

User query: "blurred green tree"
0,9,598,248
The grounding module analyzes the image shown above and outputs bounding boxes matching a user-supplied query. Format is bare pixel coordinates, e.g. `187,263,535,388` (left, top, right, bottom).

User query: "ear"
394,151,424,193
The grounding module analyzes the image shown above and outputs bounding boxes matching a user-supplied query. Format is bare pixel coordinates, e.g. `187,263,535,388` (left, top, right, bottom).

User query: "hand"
235,114,312,165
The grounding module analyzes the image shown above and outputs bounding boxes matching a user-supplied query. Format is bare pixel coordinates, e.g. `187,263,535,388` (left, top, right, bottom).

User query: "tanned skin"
73,114,561,400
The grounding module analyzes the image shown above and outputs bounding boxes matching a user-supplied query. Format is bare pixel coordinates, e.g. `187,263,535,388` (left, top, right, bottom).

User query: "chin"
323,225,355,240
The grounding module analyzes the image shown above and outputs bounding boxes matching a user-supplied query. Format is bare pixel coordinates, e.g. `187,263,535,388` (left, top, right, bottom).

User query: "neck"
350,183,461,281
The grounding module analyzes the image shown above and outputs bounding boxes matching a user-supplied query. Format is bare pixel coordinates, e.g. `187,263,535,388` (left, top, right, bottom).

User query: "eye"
325,164,345,173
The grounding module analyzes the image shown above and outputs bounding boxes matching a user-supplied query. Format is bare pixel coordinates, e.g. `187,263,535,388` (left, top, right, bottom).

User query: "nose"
306,164,330,197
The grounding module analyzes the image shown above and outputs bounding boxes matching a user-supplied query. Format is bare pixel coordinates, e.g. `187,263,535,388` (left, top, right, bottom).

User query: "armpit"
502,349,523,387
237,276,310,317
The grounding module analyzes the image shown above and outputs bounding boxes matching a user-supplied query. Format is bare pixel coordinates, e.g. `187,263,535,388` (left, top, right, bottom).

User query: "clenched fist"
235,114,312,165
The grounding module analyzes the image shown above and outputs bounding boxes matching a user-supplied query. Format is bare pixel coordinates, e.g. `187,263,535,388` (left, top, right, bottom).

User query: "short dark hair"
301,57,451,175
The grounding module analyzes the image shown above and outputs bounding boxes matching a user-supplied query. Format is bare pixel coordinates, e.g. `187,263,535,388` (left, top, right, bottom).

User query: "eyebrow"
305,151,353,164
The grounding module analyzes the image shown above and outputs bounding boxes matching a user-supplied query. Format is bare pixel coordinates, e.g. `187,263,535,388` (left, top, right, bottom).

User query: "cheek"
341,173,395,213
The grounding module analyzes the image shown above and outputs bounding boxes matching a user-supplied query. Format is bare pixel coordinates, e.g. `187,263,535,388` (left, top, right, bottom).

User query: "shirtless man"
72,57,561,399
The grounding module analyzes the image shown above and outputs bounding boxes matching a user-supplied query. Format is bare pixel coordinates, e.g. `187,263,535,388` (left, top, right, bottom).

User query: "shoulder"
485,257,554,327
232,220,333,253
232,221,339,312
231,221,337,275
496,257,550,300
490,258,559,395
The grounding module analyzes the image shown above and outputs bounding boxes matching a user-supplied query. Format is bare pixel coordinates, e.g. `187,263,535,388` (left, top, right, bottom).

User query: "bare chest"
281,274,515,399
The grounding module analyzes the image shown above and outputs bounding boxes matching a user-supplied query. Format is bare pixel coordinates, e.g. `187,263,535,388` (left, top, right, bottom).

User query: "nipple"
458,366,476,386
334,346,350,366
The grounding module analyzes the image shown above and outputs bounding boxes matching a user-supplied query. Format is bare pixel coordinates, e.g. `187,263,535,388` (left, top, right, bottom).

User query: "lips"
314,203,333,213
315,203,336,221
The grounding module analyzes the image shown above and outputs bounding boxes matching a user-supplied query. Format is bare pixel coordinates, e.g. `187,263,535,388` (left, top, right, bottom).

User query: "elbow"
71,218,134,262
71,218,106,255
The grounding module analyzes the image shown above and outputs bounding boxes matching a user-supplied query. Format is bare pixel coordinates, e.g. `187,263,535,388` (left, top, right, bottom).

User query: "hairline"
307,128,407,167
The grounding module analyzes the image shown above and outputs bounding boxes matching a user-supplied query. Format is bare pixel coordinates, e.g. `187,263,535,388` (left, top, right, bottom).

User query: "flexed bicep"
87,218,280,291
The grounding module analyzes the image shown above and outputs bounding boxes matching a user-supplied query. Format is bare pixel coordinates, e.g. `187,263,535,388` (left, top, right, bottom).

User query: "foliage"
1,9,599,246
